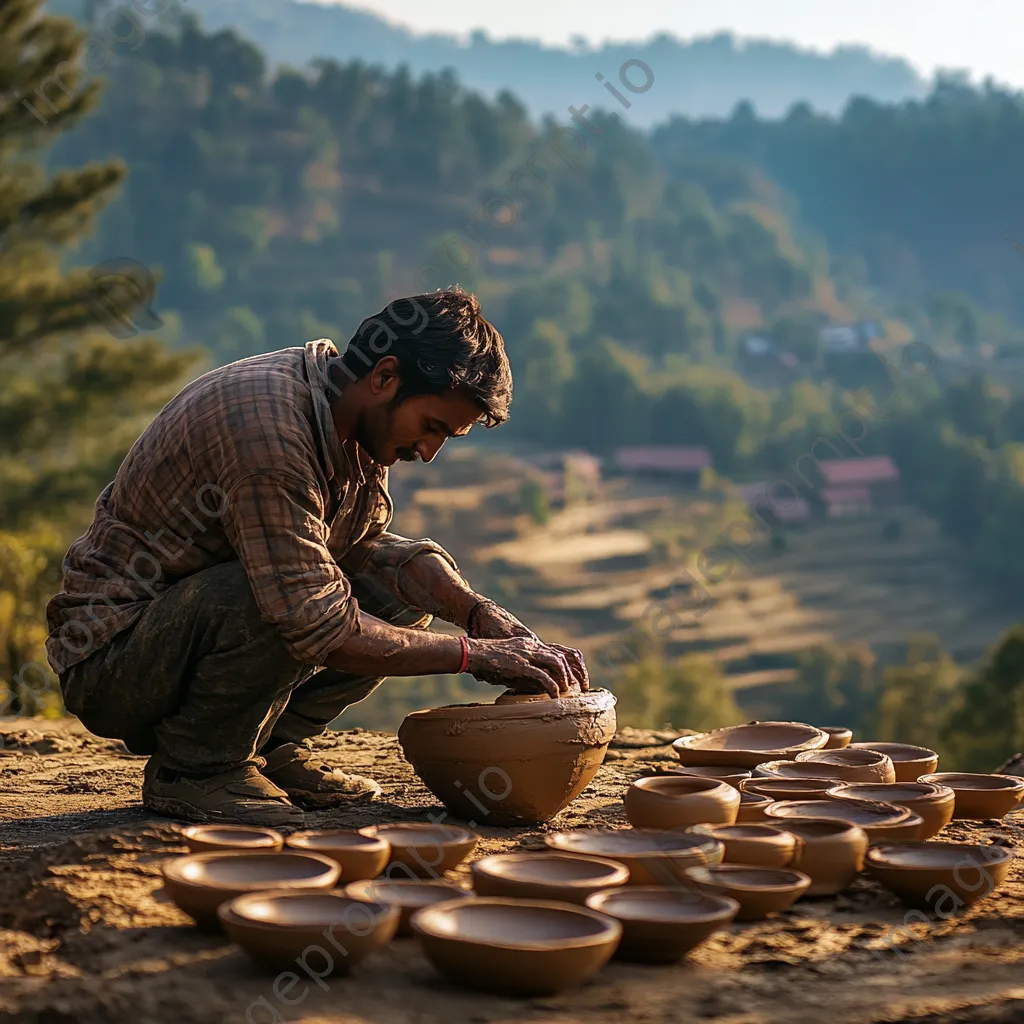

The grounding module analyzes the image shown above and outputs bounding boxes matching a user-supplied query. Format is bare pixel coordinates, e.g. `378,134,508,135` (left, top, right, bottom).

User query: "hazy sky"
327,0,1023,88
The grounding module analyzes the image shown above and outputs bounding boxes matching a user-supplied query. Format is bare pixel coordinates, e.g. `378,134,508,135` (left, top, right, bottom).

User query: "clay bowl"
689,824,799,869
793,748,897,784
765,798,915,843
821,726,854,749
412,897,621,997
397,689,616,825
918,773,1024,820
544,828,723,886
826,782,956,840
161,852,340,930
864,812,926,843
181,825,283,855
866,842,1013,911
285,830,390,883
736,791,776,822
624,776,740,830
358,823,477,878
672,721,828,769
741,777,839,803
780,818,869,896
344,878,472,936
673,764,752,789
585,886,739,963
683,865,811,921
849,742,939,782
471,853,629,904
218,890,398,973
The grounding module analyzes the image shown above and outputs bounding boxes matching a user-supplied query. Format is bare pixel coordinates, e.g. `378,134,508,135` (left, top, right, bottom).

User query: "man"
46,289,588,827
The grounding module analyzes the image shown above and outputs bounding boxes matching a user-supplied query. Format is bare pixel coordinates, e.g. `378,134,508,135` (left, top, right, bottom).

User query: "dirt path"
2,719,1024,1024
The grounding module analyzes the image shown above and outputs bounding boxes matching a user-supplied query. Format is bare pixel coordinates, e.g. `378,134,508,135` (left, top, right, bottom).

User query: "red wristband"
457,636,470,674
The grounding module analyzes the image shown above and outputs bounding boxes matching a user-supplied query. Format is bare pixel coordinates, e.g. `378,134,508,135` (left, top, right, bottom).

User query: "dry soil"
1,719,1023,1024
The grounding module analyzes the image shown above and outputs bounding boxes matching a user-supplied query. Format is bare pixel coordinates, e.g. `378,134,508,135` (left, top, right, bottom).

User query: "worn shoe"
142,755,305,827
261,739,382,808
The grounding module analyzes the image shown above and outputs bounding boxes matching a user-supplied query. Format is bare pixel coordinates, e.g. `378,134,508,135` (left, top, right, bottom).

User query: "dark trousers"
60,561,431,774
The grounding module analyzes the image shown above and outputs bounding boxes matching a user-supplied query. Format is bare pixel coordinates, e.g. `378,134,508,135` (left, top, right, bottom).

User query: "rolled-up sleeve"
339,529,459,593
221,470,360,664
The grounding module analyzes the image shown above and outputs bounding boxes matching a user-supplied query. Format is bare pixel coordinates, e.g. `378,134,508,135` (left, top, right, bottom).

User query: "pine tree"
0,1,195,713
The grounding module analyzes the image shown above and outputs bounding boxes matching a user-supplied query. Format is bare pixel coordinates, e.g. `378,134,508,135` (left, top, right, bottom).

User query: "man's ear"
370,356,401,395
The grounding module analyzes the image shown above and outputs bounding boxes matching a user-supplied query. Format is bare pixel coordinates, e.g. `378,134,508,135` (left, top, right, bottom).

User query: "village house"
812,456,901,518
612,445,713,488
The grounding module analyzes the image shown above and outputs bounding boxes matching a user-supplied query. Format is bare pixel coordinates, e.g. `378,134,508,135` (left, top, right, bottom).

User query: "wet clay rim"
286,830,390,853
359,823,477,844
796,749,893,768
544,828,723,858
765,797,912,824
411,896,623,950
161,851,341,890
825,782,953,803
849,741,938,760
402,688,616,724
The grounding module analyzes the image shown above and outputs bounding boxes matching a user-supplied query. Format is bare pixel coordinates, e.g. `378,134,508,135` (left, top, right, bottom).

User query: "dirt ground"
2,718,1024,1024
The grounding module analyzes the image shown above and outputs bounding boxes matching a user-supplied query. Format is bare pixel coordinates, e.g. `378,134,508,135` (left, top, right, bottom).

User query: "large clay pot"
624,776,740,830
673,721,828,769
826,783,955,840
398,689,616,826
780,818,868,896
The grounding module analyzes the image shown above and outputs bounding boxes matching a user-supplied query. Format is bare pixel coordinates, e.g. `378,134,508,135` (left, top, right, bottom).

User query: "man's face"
358,383,481,467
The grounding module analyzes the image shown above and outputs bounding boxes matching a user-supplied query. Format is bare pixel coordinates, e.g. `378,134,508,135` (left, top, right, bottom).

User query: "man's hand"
465,636,583,698
468,599,590,691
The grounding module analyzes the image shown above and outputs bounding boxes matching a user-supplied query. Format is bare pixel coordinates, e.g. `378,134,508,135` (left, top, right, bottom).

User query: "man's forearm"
394,552,482,630
323,610,463,676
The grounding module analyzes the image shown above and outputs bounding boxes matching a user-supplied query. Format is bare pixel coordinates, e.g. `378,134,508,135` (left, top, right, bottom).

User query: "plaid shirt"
45,340,456,675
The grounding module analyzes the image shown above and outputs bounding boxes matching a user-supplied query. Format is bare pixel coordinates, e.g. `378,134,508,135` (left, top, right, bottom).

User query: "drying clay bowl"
344,878,472,935
683,865,811,921
471,853,629,904
181,825,283,855
866,842,1013,912
625,776,740,830
826,783,955,840
161,852,341,930
544,828,723,886
821,727,854,749
736,791,776,822
780,818,869,896
918,773,1024,820
673,765,752,789
689,824,799,869
285,830,390,883
397,689,616,825
411,897,621,997
585,886,739,963
849,742,939,782
672,721,828,768
765,798,915,843
794,748,896,784
218,890,398,973
358,823,477,878
741,777,840,802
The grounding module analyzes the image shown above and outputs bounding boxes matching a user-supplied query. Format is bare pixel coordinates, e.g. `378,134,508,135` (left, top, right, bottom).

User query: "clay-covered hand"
547,644,590,691
465,636,578,698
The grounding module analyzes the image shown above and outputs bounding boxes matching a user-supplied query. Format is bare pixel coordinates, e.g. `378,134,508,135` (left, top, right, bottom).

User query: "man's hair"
340,289,512,427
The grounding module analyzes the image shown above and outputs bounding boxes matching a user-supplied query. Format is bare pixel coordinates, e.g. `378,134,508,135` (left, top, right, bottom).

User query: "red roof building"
818,457,900,487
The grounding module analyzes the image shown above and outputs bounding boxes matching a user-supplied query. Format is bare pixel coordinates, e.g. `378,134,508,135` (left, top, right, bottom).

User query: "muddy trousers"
59,561,431,774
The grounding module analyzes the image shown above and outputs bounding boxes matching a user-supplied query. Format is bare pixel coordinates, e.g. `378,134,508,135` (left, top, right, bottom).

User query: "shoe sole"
283,784,383,811
143,792,305,828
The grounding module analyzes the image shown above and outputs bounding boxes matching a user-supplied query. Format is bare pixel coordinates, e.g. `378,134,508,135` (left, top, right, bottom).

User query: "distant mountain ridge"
141,0,931,124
